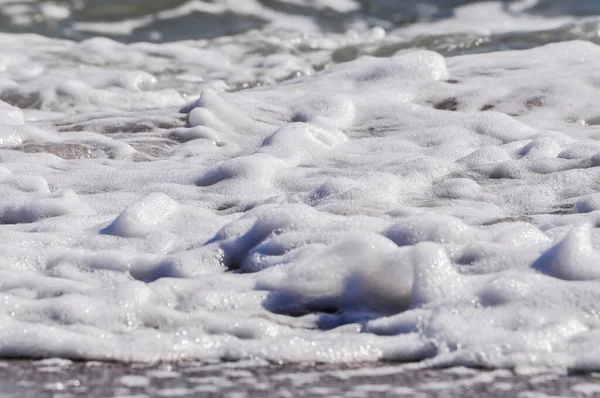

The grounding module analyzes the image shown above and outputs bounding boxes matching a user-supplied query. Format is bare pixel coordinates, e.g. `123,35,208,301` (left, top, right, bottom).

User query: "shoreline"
1,359,599,397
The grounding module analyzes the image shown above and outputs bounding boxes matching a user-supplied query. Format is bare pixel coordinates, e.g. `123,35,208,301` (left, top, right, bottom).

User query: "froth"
4,33,600,371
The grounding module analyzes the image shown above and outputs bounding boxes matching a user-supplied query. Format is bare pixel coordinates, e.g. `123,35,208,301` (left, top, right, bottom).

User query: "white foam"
3,7,600,371
103,193,180,238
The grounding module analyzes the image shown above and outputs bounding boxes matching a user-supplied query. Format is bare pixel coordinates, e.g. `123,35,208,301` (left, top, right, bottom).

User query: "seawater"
1,0,600,370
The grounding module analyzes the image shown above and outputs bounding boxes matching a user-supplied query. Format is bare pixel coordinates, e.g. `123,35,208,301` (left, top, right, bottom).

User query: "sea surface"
2,0,600,372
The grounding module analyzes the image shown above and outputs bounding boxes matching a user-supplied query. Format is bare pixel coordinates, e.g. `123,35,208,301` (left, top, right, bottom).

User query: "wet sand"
2,360,600,397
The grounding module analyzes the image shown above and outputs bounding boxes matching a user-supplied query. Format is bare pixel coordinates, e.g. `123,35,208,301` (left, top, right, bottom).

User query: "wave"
2,0,600,43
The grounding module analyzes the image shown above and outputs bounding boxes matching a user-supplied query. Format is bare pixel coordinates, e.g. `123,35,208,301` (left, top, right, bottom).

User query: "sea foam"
3,13,600,370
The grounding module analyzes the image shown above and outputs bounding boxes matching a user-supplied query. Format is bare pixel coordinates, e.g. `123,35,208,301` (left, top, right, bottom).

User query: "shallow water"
0,359,595,397
2,0,600,371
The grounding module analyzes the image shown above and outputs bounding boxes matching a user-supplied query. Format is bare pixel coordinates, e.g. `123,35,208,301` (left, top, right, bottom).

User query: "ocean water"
2,0,600,371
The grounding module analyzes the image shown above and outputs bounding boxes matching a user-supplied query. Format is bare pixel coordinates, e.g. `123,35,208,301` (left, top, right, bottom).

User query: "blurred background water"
1,0,600,49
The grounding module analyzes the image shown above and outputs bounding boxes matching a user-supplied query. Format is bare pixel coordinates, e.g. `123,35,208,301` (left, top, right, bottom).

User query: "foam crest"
103,192,180,238
257,234,414,316
532,224,600,280
385,215,483,246
410,243,465,307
